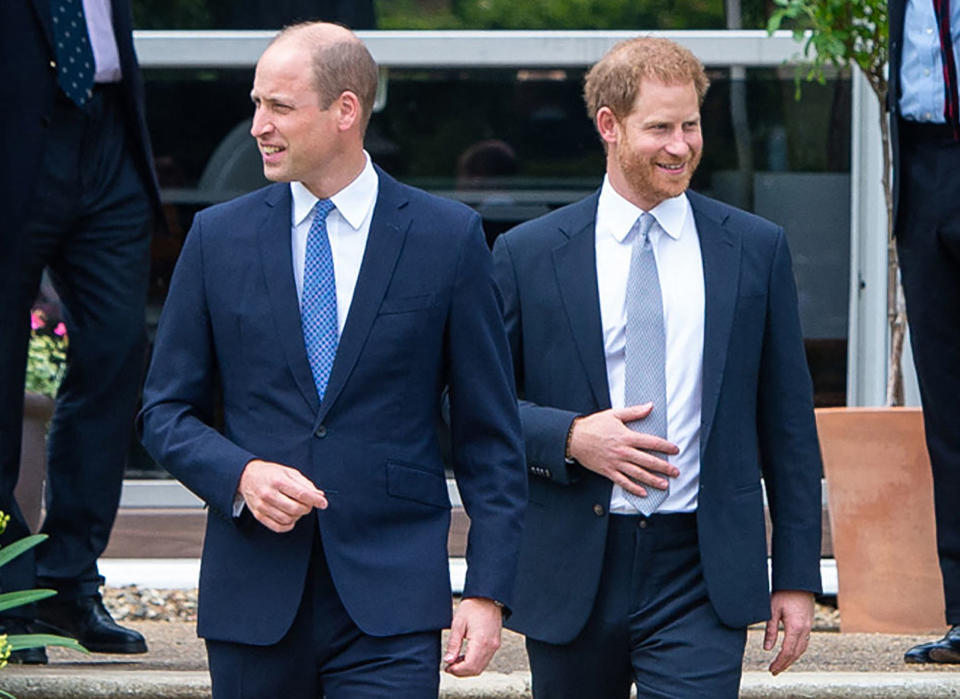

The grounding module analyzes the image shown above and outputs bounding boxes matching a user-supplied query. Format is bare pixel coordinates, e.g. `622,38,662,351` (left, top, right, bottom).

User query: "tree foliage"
767,0,903,404
767,0,887,102
376,0,771,31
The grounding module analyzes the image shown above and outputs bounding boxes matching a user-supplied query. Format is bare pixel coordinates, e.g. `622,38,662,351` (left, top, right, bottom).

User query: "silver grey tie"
622,213,669,515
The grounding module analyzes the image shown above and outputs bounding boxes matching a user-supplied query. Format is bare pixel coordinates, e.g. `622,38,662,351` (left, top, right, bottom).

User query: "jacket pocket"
378,293,435,315
386,460,449,508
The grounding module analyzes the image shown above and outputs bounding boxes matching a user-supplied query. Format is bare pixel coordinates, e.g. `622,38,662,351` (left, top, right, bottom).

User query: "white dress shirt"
595,176,705,514
290,153,379,334
900,0,960,123
82,0,122,83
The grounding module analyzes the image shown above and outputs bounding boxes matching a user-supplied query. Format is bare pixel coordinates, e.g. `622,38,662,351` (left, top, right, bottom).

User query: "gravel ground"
45,588,948,676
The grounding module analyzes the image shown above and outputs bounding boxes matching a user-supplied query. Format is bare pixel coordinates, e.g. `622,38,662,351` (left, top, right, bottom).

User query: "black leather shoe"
0,618,48,664
905,625,960,664
35,594,147,654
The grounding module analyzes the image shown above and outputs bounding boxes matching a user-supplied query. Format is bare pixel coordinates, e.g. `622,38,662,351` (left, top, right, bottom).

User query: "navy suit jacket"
888,0,908,224
140,169,527,645
492,190,822,644
0,0,162,240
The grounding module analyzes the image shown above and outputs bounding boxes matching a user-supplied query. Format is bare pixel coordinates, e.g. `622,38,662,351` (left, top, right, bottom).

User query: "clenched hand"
238,459,328,533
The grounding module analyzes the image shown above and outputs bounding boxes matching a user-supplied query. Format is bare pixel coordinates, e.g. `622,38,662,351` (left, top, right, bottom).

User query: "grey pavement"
4,622,960,698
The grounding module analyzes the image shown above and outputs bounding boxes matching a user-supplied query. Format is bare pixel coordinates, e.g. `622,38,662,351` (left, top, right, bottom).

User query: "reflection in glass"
129,66,851,476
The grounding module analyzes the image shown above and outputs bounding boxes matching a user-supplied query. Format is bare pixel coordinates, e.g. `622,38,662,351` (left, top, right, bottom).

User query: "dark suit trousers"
896,120,960,624
206,531,441,698
0,85,151,600
525,514,746,699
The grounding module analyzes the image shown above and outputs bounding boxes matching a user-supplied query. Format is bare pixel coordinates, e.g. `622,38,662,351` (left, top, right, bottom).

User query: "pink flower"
31,311,45,331
54,323,67,337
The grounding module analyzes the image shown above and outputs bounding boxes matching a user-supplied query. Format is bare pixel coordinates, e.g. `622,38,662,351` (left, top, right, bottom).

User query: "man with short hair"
140,22,526,698
493,37,823,697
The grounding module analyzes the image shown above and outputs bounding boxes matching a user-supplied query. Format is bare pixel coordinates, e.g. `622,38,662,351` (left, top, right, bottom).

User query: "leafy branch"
768,0,904,405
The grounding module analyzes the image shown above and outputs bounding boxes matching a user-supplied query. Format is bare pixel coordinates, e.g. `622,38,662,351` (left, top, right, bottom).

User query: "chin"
262,167,293,183
654,178,691,200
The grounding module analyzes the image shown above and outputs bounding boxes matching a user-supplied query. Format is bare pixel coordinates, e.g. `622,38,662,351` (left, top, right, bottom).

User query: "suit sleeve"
445,216,528,608
491,233,582,485
757,229,823,594
137,213,258,520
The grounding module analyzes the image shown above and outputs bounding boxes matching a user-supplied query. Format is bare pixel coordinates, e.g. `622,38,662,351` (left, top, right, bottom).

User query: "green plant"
375,0,746,30
766,0,904,404
0,512,85,694
25,308,68,399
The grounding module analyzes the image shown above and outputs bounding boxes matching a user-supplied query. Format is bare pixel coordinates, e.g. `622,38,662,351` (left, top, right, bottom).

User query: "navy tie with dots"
301,199,339,402
50,0,96,106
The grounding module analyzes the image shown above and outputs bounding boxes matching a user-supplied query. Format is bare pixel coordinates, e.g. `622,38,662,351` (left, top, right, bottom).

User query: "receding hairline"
269,21,360,52
258,20,379,133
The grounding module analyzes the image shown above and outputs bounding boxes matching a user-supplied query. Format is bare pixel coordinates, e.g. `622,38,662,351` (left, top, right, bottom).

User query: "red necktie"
933,0,960,138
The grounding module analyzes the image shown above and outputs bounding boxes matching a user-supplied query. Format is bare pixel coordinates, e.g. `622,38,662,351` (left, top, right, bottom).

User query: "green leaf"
0,534,48,568
0,589,57,614
7,633,87,654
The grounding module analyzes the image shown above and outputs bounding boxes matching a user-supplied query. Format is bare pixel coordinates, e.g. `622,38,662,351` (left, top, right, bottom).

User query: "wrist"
463,596,507,618
564,418,578,462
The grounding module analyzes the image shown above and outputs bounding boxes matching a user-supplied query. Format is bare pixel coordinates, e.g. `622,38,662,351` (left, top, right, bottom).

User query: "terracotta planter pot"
17,391,54,533
817,407,947,633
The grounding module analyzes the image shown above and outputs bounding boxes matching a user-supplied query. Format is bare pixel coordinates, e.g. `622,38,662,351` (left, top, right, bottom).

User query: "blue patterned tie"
301,199,339,401
49,0,96,106
623,213,669,515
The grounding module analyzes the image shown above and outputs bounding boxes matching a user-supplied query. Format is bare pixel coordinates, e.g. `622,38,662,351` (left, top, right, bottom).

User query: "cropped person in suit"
492,37,823,698
0,0,162,663
890,0,960,664
139,22,526,698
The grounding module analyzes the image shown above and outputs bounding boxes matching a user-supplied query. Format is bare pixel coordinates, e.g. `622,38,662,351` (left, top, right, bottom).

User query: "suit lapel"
690,192,741,454
316,168,410,422
31,0,54,52
258,185,321,413
552,193,611,410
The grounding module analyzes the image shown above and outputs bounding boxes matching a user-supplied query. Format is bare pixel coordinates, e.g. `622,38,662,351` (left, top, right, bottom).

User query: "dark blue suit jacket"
139,169,527,645
0,0,162,240
492,190,822,644
888,0,907,223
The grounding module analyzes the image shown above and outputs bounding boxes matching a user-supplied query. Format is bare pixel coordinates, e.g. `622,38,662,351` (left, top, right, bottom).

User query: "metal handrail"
133,29,809,69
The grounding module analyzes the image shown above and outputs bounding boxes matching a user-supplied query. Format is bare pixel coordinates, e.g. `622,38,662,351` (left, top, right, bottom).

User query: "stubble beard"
618,145,702,208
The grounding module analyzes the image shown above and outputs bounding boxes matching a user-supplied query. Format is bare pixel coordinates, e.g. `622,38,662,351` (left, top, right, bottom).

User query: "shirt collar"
598,174,689,243
290,151,378,230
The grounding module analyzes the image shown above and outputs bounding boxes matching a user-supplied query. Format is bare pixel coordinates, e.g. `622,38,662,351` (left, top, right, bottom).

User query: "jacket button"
49,60,56,69
314,425,327,438
593,503,604,517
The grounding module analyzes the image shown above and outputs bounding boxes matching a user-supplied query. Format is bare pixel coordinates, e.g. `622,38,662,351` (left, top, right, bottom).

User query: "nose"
250,106,271,138
664,128,691,156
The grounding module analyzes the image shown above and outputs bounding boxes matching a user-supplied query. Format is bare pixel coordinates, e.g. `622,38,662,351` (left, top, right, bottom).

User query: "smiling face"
249,39,345,195
599,79,703,210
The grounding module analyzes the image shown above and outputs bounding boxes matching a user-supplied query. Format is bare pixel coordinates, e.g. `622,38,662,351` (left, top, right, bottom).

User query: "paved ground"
6,589,954,685
33,620,960,676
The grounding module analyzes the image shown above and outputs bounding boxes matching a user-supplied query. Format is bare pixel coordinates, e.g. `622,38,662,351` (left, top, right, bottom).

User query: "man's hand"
443,597,503,677
764,590,814,675
568,403,679,496
238,459,328,533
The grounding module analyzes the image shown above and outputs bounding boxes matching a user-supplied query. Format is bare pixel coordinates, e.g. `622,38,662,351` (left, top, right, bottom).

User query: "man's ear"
335,90,362,132
595,106,621,147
